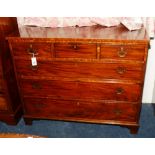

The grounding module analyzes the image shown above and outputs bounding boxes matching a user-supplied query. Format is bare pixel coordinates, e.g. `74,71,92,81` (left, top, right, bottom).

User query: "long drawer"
14,59,144,81
19,79,142,102
23,97,138,122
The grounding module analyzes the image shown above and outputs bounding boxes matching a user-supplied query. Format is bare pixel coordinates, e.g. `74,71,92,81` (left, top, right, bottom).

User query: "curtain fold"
17,17,155,38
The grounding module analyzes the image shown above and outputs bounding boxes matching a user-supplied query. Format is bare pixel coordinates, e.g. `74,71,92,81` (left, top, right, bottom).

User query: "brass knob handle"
114,109,122,115
116,67,126,74
117,47,127,58
116,88,124,95
27,44,38,55
32,83,41,89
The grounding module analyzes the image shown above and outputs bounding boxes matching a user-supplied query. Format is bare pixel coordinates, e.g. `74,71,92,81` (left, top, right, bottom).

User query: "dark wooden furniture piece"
0,17,22,125
7,25,149,133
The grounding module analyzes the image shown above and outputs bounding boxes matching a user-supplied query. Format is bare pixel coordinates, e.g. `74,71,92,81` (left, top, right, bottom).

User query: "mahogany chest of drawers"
7,25,149,133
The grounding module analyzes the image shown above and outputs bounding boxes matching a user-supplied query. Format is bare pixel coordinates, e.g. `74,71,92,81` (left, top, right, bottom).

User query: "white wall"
142,39,155,103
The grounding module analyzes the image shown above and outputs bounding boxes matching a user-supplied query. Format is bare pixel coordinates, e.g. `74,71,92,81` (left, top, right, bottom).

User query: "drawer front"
19,79,142,102
100,45,146,61
0,95,8,111
24,97,138,122
11,42,52,58
54,43,96,58
15,60,144,81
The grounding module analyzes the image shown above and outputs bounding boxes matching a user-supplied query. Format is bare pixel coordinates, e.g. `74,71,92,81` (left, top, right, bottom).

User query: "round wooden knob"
116,88,124,95
116,67,126,74
114,109,122,115
117,47,127,58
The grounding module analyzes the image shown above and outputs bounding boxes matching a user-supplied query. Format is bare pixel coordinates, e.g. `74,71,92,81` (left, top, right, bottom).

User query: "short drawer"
15,59,144,81
100,45,146,61
19,79,142,102
11,42,52,58
24,97,138,122
54,43,96,58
